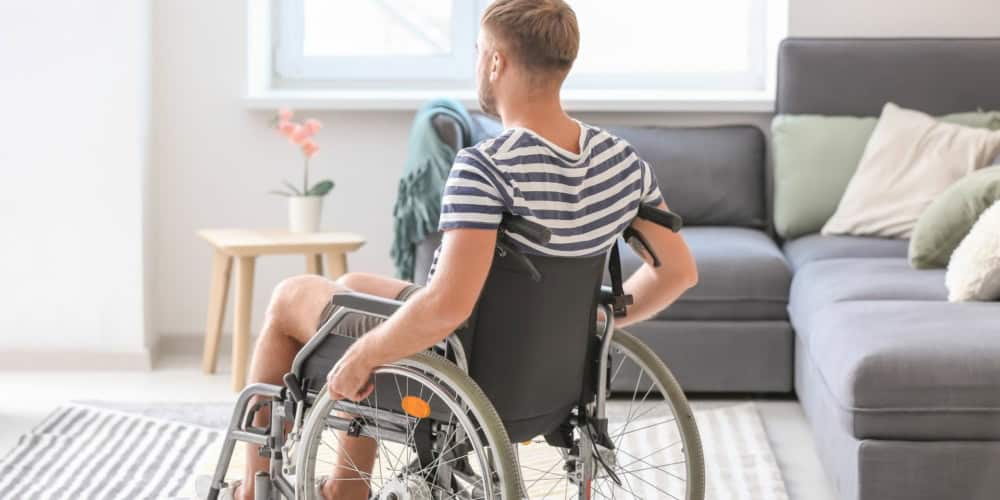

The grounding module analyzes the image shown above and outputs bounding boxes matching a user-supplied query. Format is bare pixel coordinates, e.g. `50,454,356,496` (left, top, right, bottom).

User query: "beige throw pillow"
822,103,1000,238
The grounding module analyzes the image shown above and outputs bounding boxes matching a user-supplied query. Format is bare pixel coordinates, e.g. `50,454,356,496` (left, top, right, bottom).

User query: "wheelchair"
206,206,705,500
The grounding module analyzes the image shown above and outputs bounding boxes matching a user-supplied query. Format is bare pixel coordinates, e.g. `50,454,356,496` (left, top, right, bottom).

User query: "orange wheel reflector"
401,396,431,419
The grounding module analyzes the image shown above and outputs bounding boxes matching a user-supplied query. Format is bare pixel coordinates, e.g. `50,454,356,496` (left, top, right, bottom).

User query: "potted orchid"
269,108,335,233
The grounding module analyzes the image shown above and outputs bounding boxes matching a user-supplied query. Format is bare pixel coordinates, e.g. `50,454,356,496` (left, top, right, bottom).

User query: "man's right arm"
617,201,698,328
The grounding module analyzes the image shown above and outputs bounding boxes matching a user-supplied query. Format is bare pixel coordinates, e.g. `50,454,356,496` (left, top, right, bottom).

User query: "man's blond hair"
482,0,580,74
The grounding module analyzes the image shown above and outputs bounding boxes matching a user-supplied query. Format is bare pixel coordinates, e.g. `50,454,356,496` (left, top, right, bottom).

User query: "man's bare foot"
323,477,370,500
232,482,252,500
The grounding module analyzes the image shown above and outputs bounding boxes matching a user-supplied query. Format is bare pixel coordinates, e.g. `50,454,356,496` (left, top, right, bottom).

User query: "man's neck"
499,94,568,130
498,94,580,153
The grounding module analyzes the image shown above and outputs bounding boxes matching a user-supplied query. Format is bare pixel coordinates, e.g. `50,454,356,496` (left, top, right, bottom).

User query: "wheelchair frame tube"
291,307,351,377
321,413,410,443
208,383,284,500
269,400,295,500
595,304,616,421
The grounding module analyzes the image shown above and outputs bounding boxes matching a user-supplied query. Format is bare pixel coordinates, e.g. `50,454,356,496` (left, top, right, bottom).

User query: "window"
264,0,787,108
565,0,770,91
275,0,479,82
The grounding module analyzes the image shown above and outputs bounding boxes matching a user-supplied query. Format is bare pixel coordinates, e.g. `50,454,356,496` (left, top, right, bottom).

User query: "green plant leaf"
282,179,303,196
308,179,335,196
268,189,294,197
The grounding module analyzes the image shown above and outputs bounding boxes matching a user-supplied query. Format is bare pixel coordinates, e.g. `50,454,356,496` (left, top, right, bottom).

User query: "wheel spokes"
305,370,497,500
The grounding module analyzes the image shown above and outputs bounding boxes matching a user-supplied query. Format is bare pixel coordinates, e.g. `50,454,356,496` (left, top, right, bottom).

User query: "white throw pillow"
822,103,1000,238
946,200,1000,302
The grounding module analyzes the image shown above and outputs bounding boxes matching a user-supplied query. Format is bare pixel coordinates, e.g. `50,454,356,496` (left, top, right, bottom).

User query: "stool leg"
202,251,233,374
306,254,323,275
232,256,256,391
324,252,348,280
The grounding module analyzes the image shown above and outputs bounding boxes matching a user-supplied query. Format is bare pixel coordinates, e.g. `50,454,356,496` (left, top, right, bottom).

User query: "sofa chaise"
778,38,1000,500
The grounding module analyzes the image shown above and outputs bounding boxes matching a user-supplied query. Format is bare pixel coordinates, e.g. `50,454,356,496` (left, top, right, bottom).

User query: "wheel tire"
295,351,523,499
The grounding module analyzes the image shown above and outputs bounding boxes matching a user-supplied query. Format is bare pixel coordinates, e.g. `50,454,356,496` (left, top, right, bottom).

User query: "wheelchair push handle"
636,204,683,233
501,213,551,244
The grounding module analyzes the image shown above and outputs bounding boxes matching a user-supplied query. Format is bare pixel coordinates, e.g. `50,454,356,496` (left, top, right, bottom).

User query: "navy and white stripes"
436,121,662,267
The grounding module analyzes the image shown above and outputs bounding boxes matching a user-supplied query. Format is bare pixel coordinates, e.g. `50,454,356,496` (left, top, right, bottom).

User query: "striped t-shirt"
429,120,663,279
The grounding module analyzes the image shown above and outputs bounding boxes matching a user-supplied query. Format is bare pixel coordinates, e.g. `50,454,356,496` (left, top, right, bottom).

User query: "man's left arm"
327,228,497,401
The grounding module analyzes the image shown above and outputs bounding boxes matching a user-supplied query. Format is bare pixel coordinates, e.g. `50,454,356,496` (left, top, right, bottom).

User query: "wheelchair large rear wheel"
518,329,705,500
296,351,522,499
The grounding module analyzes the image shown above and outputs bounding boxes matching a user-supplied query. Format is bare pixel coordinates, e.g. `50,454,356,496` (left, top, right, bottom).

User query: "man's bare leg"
321,274,415,500
235,272,412,500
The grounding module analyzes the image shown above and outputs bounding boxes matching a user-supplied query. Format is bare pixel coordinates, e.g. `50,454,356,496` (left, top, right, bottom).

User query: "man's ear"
490,51,504,81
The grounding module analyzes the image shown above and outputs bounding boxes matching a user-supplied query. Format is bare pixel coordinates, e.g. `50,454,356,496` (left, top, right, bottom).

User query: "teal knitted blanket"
391,98,472,280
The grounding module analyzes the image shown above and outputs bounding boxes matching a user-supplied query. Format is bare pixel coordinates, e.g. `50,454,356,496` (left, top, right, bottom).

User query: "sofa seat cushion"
793,300,1000,440
616,227,791,320
783,233,908,271
788,258,946,320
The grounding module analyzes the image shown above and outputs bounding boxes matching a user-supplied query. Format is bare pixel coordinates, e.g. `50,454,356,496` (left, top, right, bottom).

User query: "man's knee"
334,272,412,299
265,274,340,337
333,272,367,291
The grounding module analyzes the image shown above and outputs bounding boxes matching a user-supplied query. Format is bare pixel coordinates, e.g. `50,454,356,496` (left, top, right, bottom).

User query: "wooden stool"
197,229,365,391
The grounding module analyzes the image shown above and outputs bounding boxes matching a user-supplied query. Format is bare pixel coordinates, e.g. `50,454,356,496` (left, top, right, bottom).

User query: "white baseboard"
154,333,258,359
0,348,153,371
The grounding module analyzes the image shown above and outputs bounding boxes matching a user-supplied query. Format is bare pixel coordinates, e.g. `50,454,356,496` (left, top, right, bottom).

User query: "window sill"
244,89,775,113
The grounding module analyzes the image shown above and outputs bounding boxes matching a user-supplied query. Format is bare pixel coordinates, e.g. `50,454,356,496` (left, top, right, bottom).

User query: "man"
228,1,697,498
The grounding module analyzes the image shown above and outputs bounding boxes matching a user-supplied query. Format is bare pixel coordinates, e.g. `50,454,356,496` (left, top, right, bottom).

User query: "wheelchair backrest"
460,248,606,442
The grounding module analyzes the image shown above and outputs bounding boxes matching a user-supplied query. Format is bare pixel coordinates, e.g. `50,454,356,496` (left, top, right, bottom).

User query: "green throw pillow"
909,166,1000,269
771,109,1000,239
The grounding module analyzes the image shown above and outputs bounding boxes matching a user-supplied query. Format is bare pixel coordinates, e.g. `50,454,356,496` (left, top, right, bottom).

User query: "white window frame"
247,0,787,112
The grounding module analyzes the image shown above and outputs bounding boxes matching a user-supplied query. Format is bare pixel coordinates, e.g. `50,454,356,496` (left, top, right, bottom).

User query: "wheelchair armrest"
330,291,404,318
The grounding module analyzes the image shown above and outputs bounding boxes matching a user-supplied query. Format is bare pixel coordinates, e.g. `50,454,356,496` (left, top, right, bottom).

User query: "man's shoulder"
458,122,641,168
454,129,518,168
467,129,518,157
581,123,640,155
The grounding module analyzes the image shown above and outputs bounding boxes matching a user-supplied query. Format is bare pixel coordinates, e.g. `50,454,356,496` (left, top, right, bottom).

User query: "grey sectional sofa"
779,38,1000,500
416,37,1000,500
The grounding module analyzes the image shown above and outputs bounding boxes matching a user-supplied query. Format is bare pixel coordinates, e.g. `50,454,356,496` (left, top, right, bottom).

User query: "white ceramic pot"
288,195,323,233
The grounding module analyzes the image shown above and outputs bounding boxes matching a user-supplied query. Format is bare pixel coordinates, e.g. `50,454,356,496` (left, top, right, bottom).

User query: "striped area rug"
2,402,786,499
699,403,789,500
0,404,218,500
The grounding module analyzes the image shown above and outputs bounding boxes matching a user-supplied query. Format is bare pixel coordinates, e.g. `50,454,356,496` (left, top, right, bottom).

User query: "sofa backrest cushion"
436,112,767,228
777,38,1000,116
603,124,766,228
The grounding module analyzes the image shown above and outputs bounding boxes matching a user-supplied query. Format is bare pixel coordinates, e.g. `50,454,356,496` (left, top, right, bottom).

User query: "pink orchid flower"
290,127,311,145
302,139,320,158
303,118,323,135
278,121,299,139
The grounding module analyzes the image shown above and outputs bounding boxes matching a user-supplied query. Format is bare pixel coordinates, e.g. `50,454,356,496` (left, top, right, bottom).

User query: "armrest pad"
330,292,403,318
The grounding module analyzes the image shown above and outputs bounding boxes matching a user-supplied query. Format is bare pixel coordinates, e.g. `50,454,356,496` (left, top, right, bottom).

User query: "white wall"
790,0,1000,37
0,1,152,366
